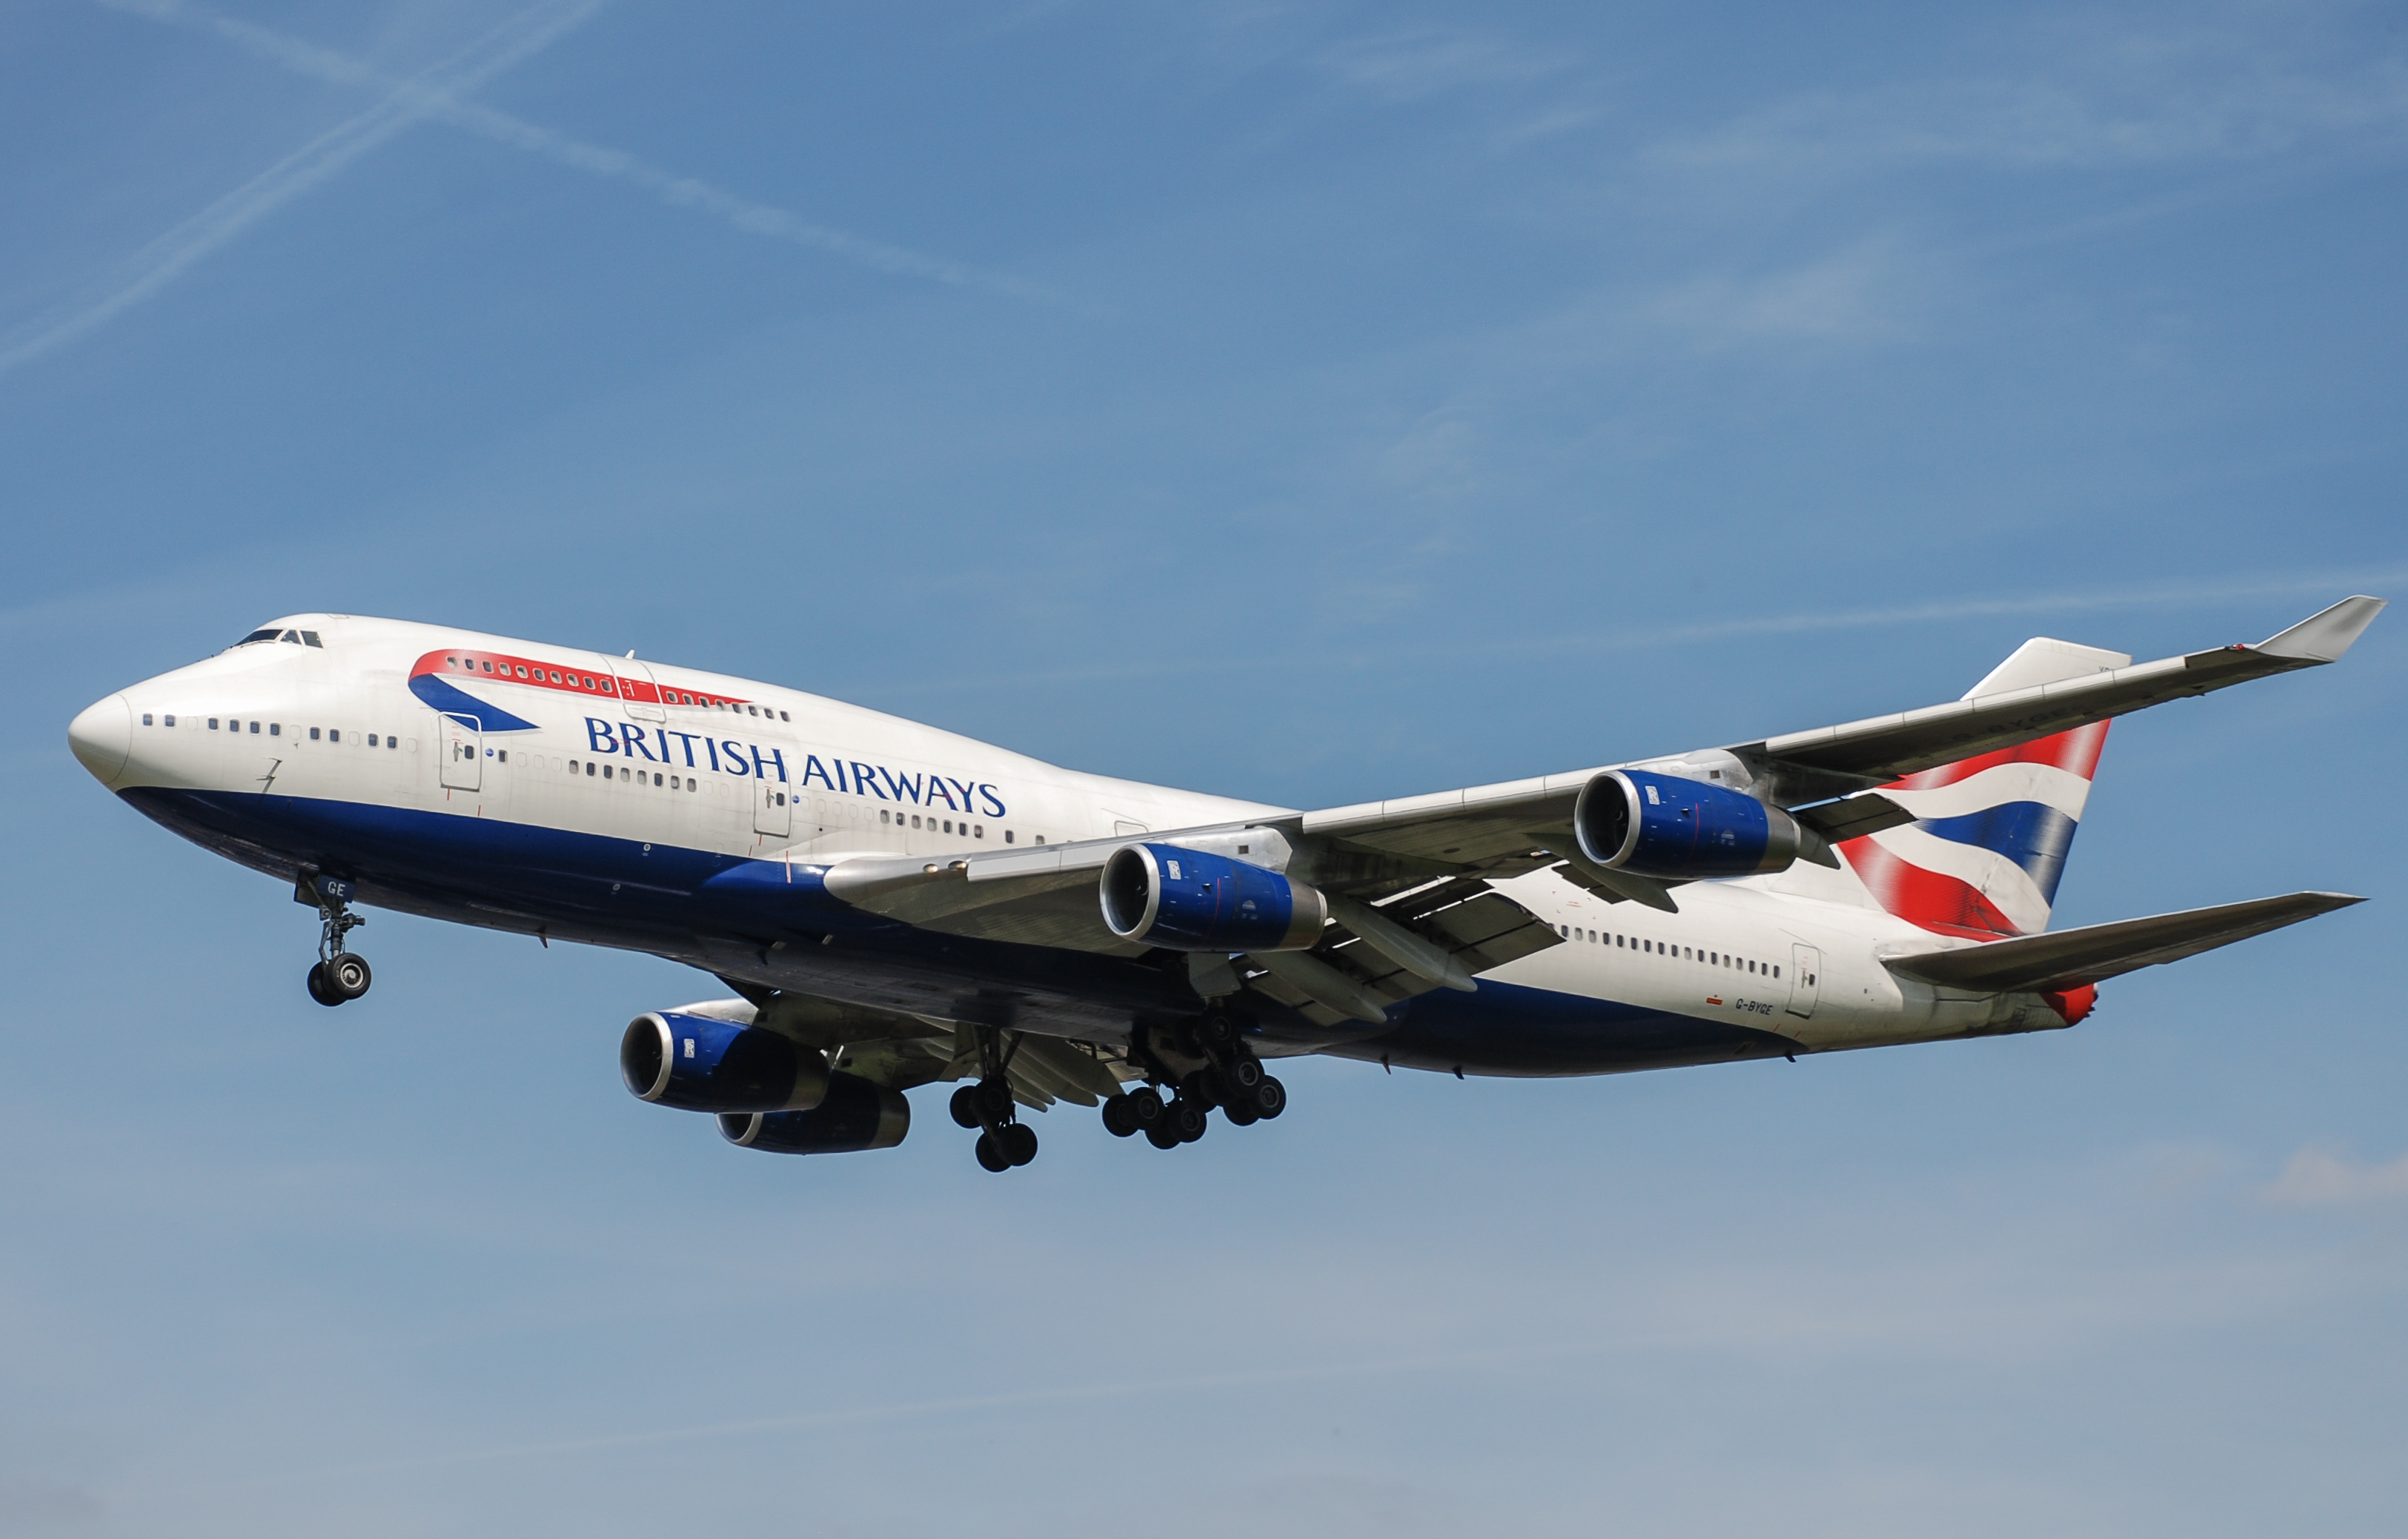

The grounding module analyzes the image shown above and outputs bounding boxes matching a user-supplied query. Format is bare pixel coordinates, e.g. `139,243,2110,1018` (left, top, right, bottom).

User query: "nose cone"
69,694,133,785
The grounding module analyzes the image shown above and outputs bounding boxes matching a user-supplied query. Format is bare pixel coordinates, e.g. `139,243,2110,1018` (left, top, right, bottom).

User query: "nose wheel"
296,871,372,1007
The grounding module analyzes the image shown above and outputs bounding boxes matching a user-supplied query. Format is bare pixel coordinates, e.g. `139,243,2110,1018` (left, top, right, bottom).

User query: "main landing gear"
1100,1009,1285,1152
949,1027,1038,1173
297,871,373,1008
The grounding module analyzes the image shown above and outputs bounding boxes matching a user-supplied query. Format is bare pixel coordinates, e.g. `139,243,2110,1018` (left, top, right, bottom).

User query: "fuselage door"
754,777,792,838
439,713,482,791
1786,943,1822,1018
609,657,666,723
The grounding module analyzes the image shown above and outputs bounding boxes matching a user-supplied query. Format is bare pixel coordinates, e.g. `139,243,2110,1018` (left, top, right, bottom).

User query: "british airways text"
584,718,1006,816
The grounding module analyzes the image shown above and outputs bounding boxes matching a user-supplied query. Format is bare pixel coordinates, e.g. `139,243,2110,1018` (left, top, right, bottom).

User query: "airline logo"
406,648,1011,815
1840,722,2109,940
408,648,748,732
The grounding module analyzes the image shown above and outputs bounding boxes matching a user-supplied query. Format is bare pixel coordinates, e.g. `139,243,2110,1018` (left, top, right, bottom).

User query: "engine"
718,1073,912,1154
1573,769,1803,880
620,1010,830,1114
1099,842,1327,951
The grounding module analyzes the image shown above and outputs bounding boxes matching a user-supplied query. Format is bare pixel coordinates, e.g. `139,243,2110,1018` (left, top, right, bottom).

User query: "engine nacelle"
717,1073,911,1155
620,1011,829,1114
1573,769,1802,880
1099,842,1327,951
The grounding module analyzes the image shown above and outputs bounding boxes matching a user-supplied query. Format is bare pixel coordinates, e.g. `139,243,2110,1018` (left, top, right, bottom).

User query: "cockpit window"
302,631,322,647
280,631,302,644
236,628,282,646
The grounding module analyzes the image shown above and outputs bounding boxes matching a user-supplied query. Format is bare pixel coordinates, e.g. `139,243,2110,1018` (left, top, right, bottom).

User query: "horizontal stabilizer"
1884,891,2364,994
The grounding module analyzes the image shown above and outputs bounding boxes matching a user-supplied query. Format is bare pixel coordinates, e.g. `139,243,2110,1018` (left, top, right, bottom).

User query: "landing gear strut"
296,871,371,1008
1102,1008,1284,1151
949,1026,1037,1172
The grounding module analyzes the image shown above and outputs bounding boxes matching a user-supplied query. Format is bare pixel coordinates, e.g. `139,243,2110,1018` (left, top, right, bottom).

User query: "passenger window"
912,816,922,828
497,751,508,763
1035,835,1046,845
974,825,984,839
209,718,219,730
390,737,399,750
142,713,153,726
309,727,320,740
780,711,790,721
268,723,279,736
164,714,175,727
1004,829,1014,843
328,729,339,742
586,762,596,777
686,777,696,791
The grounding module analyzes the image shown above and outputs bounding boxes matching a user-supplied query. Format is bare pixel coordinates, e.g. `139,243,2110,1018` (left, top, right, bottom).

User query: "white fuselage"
74,612,2043,1068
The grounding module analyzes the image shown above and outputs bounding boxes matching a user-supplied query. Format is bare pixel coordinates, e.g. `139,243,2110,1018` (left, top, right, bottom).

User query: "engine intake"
718,1073,910,1154
1099,842,1327,951
620,1011,829,1114
1574,770,1802,881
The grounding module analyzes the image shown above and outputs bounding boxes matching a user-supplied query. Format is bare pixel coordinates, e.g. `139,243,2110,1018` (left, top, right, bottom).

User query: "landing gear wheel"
1222,1097,1259,1127
1002,1123,1038,1166
325,952,372,1000
1253,1076,1287,1120
950,1085,984,1129
1144,1120,1183,1150
305,961,342,1008
1168,1098,1208,1143
1197,1010,1238,1053
1101,1095,1138,1137
974,1132,1011,1172
975,1077,1016,1121
1126,1086,1164,1124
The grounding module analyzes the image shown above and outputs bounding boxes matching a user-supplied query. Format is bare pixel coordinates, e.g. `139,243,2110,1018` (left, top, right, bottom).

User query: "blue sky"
4,1,2406,1534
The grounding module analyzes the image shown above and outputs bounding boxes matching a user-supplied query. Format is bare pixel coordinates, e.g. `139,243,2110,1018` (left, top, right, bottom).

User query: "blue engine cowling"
620,1011,830,1114
1573,769,1803,880
1099,842,1327,951
718,1073,911,1155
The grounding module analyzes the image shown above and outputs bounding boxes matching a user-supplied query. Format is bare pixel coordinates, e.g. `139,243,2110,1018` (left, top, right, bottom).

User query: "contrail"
0,1,603,379
95,0,1072,308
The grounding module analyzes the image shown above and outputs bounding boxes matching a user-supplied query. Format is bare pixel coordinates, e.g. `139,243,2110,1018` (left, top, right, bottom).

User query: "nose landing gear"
296,871,371,1007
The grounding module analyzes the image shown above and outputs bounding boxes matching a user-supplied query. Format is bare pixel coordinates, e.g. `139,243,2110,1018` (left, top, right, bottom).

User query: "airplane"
66,596,2384,1174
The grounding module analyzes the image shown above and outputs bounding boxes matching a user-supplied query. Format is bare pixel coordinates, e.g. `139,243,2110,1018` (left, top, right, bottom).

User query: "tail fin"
1840,637,2129,939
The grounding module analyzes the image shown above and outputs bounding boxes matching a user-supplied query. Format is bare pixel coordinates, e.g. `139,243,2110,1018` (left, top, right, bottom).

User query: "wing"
1734,595,2387,803
815,596,2378,1018
1881,891,2364,994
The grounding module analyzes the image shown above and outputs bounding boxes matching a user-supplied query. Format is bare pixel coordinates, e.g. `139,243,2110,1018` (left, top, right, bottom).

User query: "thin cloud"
99,0,1075,310
1647,38,2408,184
2265,1146,2408,1206
872,567,2408,698
0,1,602,381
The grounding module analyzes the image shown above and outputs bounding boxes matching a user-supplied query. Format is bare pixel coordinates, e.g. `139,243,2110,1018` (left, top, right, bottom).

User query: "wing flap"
1883,891,2364,994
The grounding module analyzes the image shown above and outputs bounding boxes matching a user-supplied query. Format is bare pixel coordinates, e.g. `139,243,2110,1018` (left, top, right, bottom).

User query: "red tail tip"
2042,984,2097,1026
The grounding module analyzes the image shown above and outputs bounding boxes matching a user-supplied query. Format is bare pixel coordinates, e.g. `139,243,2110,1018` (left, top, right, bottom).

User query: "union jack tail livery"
1841,637,2128,940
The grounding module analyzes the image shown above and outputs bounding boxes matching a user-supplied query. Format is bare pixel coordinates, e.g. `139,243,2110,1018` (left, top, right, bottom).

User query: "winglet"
2255,596,2387,662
